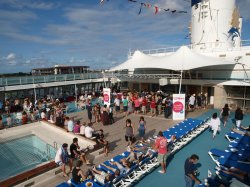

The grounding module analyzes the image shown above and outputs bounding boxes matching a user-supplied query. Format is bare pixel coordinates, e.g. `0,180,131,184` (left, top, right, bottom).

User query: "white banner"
172,94,185,120
103,88,111,107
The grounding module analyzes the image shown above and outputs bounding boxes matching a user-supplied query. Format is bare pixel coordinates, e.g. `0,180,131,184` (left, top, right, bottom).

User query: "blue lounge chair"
56,182,71,187
225,131,243,142
216,169,250,186
218,156,250,173
70,179,80,187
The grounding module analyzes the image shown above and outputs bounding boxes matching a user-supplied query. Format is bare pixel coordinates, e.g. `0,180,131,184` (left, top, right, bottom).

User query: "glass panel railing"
25,77,34,84
33,76,46,83
55,75,66,82
47,75,56,82
65,74,75,81
1,73,107,86
5,77,21,86
74,74,82,80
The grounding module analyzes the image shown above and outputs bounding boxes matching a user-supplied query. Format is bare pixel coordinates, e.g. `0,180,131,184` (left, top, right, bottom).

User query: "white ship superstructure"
110,0,250,109
0,0,249,109
191,0,242,50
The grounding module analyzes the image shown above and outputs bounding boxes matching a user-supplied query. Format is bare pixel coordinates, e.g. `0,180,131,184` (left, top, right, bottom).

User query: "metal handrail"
53,141,58,149
128,40,250,56
0,73,105,87
46,143,57,160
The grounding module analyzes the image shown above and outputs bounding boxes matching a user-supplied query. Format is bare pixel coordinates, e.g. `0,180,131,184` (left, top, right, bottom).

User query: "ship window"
219,54,226,57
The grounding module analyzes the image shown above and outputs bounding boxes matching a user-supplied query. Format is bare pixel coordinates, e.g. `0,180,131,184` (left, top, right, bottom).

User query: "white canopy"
110,46,235,71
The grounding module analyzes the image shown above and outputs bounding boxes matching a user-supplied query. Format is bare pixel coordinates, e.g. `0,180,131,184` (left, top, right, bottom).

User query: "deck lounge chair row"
56,118,209,187
208,130,250,186
163,118,210,153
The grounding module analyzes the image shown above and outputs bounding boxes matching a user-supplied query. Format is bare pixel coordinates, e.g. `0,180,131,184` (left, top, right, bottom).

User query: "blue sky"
0,0,250,73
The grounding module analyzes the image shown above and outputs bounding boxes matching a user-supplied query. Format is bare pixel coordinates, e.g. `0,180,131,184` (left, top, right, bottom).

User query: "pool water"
0,135,56,181
135,109,249,187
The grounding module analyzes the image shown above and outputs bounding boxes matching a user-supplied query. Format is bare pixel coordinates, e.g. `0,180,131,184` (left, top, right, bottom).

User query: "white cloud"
0,0,59,10
0,0,249,73
0,9,37,21
6,53,16,60
68,57,86,66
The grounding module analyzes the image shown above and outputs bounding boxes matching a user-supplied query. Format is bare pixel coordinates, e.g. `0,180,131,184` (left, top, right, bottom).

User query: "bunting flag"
138,3,144,15
127,0,188,15
100,0,109,4
100,0,188,15
154,6,158,14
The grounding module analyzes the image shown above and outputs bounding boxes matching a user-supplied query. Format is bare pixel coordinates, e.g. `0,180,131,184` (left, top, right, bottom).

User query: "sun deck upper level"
128,40,250,57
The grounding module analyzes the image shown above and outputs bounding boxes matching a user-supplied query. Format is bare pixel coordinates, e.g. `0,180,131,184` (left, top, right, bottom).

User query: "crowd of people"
1,89,250,187
207,104,247,139
57,129,175,185
0,88,211,130
57,126,204,187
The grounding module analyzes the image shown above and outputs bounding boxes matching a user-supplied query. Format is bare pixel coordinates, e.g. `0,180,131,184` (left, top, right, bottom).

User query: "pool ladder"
53,141,58,149
45,142,57,160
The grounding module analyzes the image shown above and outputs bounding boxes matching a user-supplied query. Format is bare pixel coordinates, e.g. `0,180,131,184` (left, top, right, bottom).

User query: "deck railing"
0,73,105,87
128,40,250,56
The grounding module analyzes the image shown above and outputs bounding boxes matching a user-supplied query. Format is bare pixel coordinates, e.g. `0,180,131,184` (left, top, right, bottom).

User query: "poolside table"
78,180,101,187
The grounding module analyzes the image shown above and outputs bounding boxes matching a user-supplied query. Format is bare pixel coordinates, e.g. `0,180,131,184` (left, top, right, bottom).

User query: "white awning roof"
110,46,235,71
218,80,250,86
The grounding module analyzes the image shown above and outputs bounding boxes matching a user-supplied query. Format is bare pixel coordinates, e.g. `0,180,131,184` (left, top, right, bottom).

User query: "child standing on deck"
209,113,221,139
138,116,146,142
7,114,12,127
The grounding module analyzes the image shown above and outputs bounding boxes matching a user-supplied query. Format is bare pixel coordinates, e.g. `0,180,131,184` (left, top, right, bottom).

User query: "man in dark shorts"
184,154,201,187
70,137,91,165
72,160,88,184
86,102,92,123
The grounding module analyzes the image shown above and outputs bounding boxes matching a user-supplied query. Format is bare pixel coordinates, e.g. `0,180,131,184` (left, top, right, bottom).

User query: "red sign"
104,94,109,102
173,101,184,113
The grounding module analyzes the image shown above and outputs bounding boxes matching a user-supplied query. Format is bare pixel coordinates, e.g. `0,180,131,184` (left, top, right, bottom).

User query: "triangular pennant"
155,6,159,14
138,3,144,15
178,11,187,13
126,0,187,15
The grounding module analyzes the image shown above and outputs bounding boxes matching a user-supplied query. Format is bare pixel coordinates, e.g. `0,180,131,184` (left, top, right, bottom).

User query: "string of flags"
134,0,187,15
100,0,188,15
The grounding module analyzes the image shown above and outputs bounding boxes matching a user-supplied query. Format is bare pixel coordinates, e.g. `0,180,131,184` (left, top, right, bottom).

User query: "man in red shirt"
141,96,147,115
154,131,168,174
150,97,156,117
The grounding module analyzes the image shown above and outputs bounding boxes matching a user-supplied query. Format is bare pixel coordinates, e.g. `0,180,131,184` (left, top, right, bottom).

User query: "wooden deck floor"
15,109,210,187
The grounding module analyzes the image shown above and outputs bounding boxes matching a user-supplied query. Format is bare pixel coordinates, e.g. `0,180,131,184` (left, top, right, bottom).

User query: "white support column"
179,70,183,94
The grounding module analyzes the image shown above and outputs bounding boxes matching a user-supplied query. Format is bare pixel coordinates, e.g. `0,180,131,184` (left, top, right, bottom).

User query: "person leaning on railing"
0,115,3,129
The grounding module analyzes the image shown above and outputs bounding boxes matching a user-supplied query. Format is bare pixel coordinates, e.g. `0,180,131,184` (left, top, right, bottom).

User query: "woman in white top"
209,112,221,139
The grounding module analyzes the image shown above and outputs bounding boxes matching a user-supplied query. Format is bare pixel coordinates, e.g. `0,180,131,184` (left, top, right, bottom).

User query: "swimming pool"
0,121,95,184
0,134,56,181
134,110,247,187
